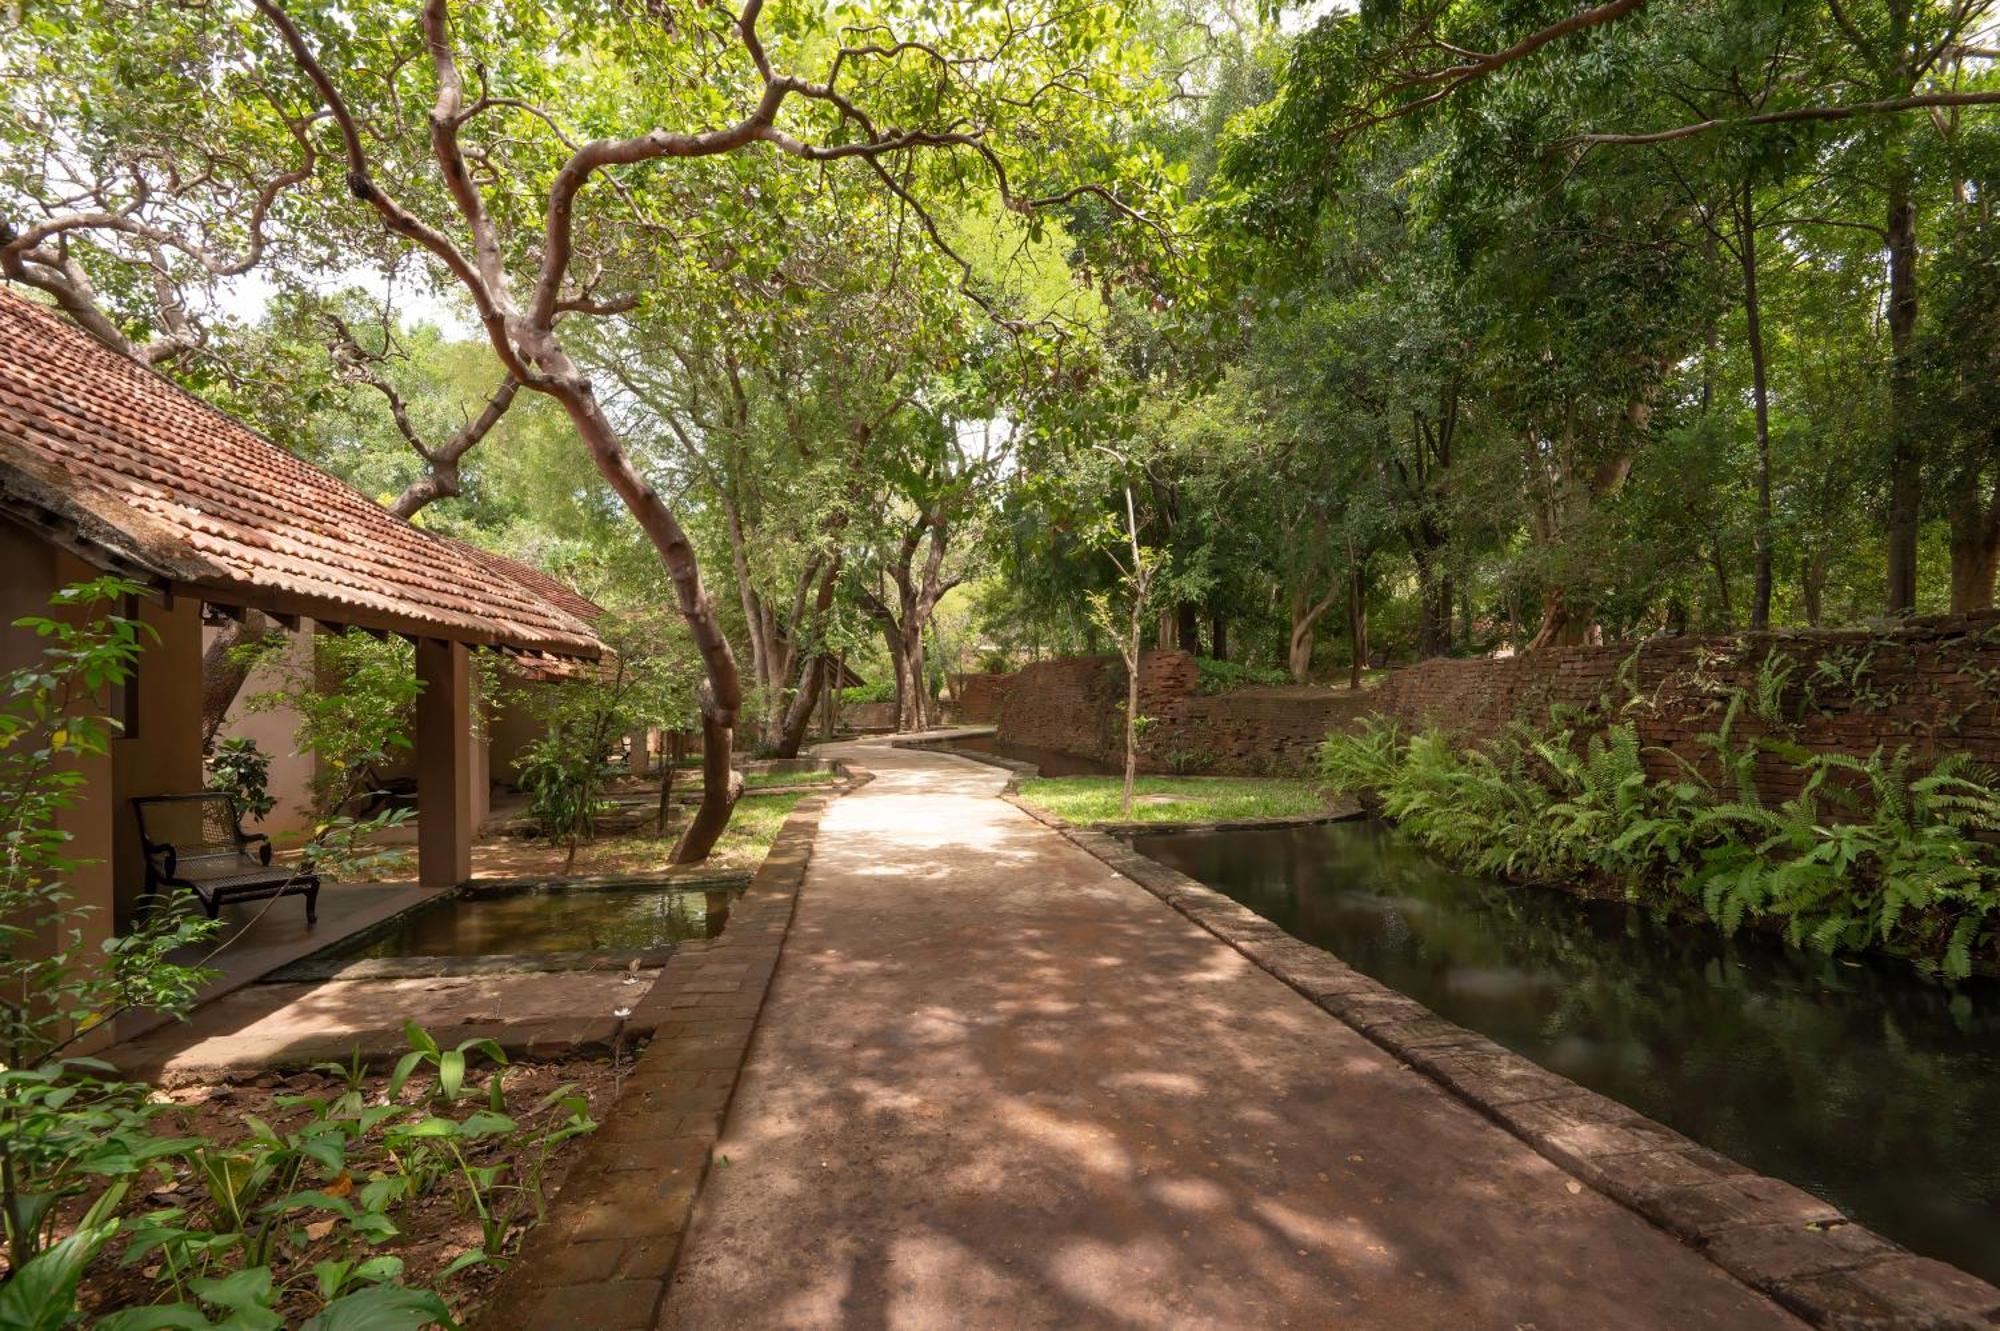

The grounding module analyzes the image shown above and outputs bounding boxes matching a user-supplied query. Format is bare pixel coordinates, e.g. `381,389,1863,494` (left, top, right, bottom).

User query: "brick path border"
475,776,864,1331
1008,793,2000,1330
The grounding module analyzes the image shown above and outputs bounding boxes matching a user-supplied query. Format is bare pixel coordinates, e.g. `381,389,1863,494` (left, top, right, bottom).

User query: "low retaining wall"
477,777,859,1331
1371,613,2000,798
994,650,1371,777
981,613,2000,788
953,671,1010,723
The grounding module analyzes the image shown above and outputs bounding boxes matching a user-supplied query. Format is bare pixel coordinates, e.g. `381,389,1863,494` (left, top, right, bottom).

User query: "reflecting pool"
1135,818,2000,1284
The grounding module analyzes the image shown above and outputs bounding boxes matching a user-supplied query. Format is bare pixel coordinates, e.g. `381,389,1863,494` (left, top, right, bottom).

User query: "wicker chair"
132,792,319,924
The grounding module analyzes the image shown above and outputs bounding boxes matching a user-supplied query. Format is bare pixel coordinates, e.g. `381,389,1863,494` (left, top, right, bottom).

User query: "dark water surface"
340,884,739,958
1134,819,2000,1285
940,734,1120,777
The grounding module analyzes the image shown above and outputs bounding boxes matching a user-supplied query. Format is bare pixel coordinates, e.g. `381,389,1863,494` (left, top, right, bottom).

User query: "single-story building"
213,538,610,839
0,289,604,950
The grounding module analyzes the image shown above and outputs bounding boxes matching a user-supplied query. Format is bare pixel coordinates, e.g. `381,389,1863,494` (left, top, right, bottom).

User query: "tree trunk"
881,617,910,733
677,709,743,862
539,357,741,864
1413,552,1450,659
1947,462,2000,612
1346,565,1368,689
1802,550,1826,628
1209,612,1227,663
1710,535,1735,629
1176,602,1200,655
200,611,269,754
772,655,826,758
1739,178,1775,630
1884,170,1922,615
773,559,841,756
822,653,843,741
900,619,930,731
1287,584,1338,684
1287,625,1314,683
1121,639,1141,816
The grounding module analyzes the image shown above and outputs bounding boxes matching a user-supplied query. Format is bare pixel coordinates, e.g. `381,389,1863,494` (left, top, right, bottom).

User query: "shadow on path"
661,741,1802,1330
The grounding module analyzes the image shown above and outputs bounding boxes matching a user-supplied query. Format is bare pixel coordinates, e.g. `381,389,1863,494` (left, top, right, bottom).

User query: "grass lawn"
743,768,840,789
1014,775,1333,827
550,791,809,875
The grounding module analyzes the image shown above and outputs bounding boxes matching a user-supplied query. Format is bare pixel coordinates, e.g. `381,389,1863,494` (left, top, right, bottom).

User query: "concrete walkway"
662,742,1802,1330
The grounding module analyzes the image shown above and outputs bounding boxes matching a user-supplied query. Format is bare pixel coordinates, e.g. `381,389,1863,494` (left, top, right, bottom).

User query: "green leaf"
403,1019,439,1058
299,1282,457,1331
0,1221,117,1331
454,1109,517,1139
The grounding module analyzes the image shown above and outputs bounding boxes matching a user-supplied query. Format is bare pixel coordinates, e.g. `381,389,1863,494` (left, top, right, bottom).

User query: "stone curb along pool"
999,791,2000,1331
470,770,873,1331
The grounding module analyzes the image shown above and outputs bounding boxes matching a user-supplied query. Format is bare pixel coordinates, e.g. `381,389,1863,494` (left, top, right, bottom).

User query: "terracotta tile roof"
445,538,606,628
0,289,600,659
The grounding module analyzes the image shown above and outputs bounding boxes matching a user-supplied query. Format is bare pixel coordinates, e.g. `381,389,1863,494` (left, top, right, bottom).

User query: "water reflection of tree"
1143,822,2000,1278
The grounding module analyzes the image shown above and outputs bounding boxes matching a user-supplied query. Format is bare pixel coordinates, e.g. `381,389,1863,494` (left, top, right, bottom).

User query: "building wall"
488,677,552,786
839,701,898,732
215,624,513,826
209,619,321,839
110,592,204,923
0,526,115,975
953,672,1010,724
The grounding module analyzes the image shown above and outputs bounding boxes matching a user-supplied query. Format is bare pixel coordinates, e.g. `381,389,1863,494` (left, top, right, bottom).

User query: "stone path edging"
473,775,867,1331
1005,793,2000,1331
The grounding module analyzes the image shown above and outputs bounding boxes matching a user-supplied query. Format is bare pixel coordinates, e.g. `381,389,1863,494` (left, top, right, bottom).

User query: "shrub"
839,678,896,705
1319,711,2000,977
206,736,276,823
0,580,217,1309
1193,657,1290,695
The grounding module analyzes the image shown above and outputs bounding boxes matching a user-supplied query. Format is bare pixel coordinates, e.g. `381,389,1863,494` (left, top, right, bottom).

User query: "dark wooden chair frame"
133,792,319,925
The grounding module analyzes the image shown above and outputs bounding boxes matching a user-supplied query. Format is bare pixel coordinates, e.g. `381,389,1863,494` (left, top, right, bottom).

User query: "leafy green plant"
1193,657,1290,695
387,1020,508,1107
0,581,219,1291
1321,706,2000,977
205,738,276,823
839,678,896,706
240,629,421,879
90,1020,590,1325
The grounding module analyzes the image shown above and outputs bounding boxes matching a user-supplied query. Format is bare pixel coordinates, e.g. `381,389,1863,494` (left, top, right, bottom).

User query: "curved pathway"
661,741,1801,1329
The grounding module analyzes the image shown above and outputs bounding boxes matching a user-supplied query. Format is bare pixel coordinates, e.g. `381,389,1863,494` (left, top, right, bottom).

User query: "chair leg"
305,884,319,926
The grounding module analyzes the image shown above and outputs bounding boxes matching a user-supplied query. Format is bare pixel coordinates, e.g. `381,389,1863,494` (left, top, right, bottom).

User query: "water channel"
1134,818,2000,1285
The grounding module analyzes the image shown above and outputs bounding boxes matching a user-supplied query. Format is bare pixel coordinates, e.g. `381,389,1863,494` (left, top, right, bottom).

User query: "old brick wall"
952,672,1012,724
994,650,1374,777
1370,613,2000,800
987,614,2000,788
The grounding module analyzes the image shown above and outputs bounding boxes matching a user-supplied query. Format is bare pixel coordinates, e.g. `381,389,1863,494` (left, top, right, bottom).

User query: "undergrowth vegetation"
1191,657,1292,695
1319,705,2000,977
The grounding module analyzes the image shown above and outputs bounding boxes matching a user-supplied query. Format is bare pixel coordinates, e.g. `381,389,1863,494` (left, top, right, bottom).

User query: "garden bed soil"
76,1052,631,1327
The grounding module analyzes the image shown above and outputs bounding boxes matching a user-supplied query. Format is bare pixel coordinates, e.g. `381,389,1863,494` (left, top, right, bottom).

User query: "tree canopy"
4,0,1999,831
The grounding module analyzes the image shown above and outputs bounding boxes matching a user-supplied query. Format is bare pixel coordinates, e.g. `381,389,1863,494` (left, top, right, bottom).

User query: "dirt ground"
78,1053,632,1327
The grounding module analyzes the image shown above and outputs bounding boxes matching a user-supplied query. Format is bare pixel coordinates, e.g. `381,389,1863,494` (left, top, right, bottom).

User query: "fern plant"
1319,707,2000,977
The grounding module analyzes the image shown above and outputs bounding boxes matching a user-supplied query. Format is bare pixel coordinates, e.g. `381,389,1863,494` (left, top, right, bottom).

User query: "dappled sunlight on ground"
660,740,1801,1330
113,965,656,1077
469,794,799,879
